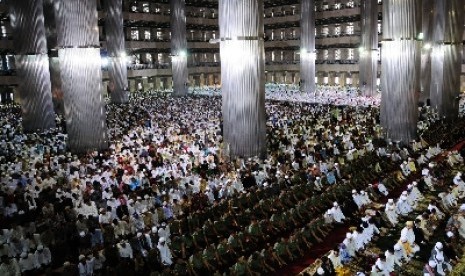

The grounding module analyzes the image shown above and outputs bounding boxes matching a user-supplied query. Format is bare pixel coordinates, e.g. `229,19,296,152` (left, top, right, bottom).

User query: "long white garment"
385,250,401,272
400,227,416,245
157,241,173,265
331,206,346,223
328,251,342,269
396,197,412,216
385,203,398,226
343,236,356,257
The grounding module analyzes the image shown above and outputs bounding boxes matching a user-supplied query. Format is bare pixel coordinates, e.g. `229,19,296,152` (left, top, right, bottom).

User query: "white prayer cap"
316,177,320,180
403,161,407,164
458,172,462,176
137,232,142,238
144,194,149,199
446,231,454,238
317,267,325,275
402,191,408,195
346,233,352,239
393,244,402,251
428,259,437,267
159,237,165,243
326,210,333,215
79,231,86,237
352,189,357,193
407,184,412,189
79,255,85,260
333,202,338,207
360,191,365,195
37,245,44,250
388,199,394,203
435,242,443,250
412,181,417,185
151,227,158,233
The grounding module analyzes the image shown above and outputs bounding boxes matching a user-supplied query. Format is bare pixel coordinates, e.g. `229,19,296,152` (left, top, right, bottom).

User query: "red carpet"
274,139,465,276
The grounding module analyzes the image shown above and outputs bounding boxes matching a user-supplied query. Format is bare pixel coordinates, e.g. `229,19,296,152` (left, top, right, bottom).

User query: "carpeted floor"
275,139,465,276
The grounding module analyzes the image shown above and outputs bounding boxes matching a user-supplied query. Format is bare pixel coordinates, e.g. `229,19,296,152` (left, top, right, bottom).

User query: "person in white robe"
385,199,399,226
377,181,389,196
359,191,372,206
400,222,420,254
385,248,401,273
328,249,342,270
393,243,406,264
331,202,346,223
400,161,410,177
371,256,389,276
396,195,412,216
352,190,364,209
342,233,356,257
157,237,173,266
410,182,424,201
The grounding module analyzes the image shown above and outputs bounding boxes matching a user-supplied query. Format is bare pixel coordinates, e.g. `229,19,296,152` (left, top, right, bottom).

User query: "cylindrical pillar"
55,0,108,152
380,0,421,144
420,0,435,103
171,0,188,96
300,0,316,93
219,0,266,158
9,0,56,132
104,0,129,103
429,0,464,119
359,0,379,96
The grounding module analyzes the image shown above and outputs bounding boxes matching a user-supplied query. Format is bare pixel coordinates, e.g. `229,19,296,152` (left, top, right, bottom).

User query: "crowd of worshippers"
191,84,381,107
0,94,463,276
304,125,465,276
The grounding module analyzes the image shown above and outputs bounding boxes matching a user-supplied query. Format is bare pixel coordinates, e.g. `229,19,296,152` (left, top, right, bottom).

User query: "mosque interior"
1,0,465,275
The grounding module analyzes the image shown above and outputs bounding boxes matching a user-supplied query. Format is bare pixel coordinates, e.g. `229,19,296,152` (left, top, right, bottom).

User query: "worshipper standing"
157,237,173,266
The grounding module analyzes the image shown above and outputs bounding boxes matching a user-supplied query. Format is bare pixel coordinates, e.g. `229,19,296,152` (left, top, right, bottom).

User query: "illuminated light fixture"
209,38,220,44
417,32,424,40
179,50,187,57
423,43,432,50
101,57,109,67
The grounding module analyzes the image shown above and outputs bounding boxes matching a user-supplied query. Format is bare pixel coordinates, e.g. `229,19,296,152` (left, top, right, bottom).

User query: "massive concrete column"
55,0,108,152
104,0,129,103
43,0,64,115
380,0,421,144
359,0,379,97
170,0,188,96
429,0,464,119
219,0,266,159
420,0,435,103
300,0,316,93
9,0,56,132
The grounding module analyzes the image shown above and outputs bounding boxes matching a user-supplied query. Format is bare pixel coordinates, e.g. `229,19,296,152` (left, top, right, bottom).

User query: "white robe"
385,203,398,226
331,206,346,223
396,199,412,216
157,242,173,265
